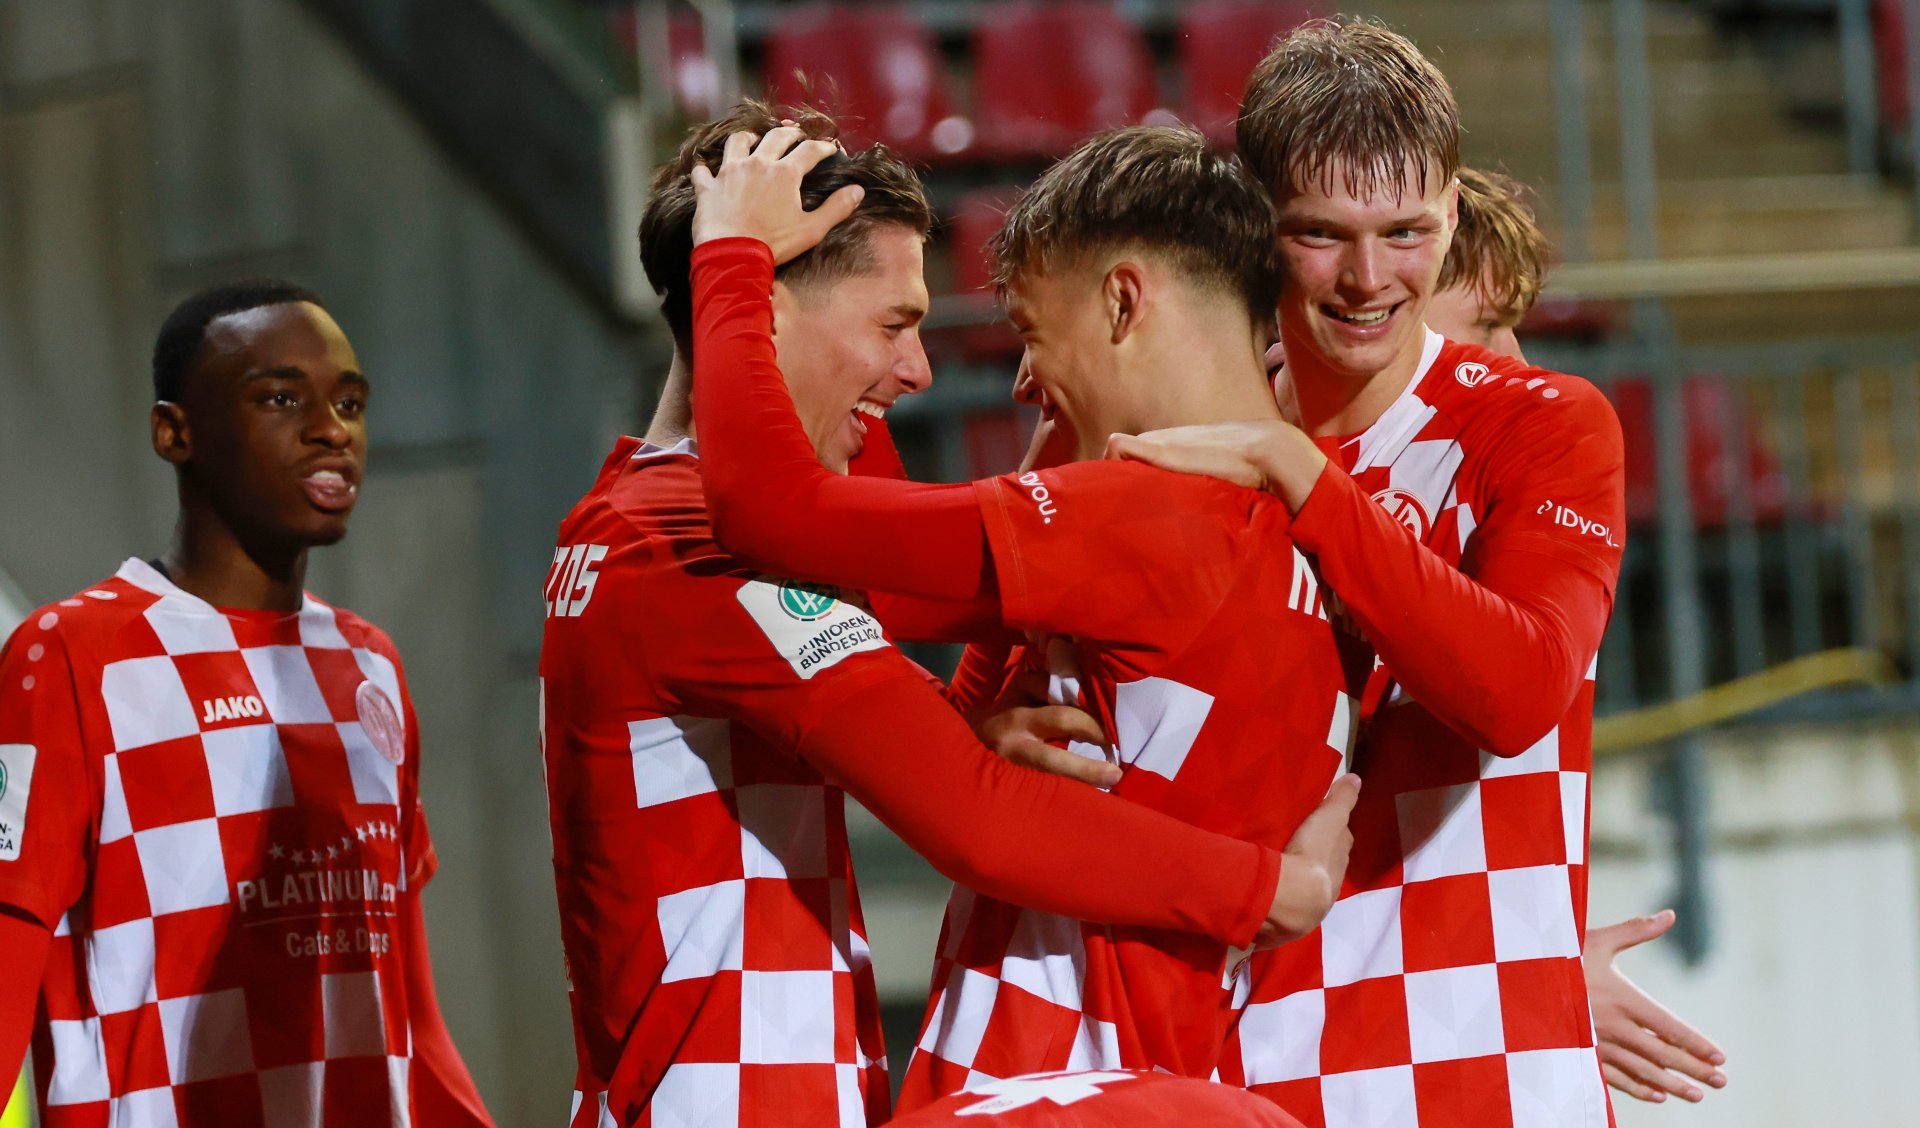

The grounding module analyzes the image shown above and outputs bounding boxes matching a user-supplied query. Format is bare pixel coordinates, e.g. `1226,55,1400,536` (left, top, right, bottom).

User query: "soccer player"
1423,166,1729,1108
1104,18,1627,1126
0,282,490,1126
684,124,1370,1102
887,1070,1305,1127
541,102,1356,1128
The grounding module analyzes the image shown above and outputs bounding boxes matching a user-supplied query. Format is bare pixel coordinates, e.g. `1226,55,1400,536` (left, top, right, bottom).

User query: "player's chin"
288,510,353,547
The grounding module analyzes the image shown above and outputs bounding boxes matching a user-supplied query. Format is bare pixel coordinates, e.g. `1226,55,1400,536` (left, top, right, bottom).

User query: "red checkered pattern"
1217,333,1623,1128
900,468,1369,1108
544,441,888,1128
0,559,432,1127
887,1069,1307,1127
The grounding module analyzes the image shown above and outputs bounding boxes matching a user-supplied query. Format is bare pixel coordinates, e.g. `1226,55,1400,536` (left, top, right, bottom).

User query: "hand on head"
690,128,864,262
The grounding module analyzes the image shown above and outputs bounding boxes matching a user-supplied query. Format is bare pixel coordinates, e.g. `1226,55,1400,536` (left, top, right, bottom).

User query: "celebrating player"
1421,166,1729,1107
0,282,490,1126
540,102,1355,1128
1103,18,1627,1126
684,123,1372,1102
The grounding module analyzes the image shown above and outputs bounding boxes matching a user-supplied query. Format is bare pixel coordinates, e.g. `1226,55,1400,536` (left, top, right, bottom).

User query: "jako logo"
201,695,265,724
1455,362,1494,388
1537,499,1620,547
1371,488,1432,540
1018,471,1058,525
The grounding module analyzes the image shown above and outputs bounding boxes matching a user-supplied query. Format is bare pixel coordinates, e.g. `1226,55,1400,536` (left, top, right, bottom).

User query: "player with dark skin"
0,294,489,1125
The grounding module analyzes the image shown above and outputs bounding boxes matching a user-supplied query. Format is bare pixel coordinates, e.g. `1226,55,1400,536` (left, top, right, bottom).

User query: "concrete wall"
0,1,641,1120
1591,721,1920,1128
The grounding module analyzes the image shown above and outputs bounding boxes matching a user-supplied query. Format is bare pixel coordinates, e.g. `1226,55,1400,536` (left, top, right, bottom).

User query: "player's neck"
1284,330,1429,439
1132,335,1282,433
160,504,310,613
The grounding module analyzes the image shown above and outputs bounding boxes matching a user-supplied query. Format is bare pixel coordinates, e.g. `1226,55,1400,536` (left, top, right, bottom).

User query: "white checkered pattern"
13,559,430,1127
1219,334,1615,1128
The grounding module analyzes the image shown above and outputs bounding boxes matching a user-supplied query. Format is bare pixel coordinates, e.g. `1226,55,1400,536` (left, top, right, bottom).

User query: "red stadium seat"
1609,375,1789,528
1177,1,1315,143
971,2,1165,159
763,3,972,160
1874,0,1910,133
608,8,720,118
942,189,1021,359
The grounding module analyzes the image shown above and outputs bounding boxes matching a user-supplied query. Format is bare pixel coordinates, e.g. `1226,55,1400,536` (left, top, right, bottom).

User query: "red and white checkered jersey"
887,1069,1305,1127
542,439,889,1128
1219,331,1626,1128
901,463,1370,1105
0,559,435,1127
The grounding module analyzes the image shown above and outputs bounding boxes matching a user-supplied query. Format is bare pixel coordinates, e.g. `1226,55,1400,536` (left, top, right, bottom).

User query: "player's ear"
1104,261,1149,345
151,401,192,466
770,279,801,340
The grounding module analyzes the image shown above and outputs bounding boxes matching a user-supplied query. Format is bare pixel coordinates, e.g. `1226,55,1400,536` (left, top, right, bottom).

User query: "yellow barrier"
1,1066,27,1128
1593,647,1900,756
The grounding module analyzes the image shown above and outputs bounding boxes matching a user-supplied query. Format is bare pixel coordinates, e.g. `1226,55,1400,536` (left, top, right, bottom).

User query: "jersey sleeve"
648,569,1280,948
689,238,994,602
395,667,436,891
1290,380,1624,755
971,461,1255,657
0,619,95,929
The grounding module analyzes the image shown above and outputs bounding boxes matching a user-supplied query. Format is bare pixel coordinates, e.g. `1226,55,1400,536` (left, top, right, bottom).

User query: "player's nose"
894,339,933,396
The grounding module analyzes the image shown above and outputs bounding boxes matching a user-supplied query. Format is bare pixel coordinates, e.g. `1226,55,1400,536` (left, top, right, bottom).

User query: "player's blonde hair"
1237,17,1460,203
1438,167,1551,316
990,125,1284,322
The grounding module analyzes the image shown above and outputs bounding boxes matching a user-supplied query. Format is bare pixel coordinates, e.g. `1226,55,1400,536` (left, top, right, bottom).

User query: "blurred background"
2,0,1919,1124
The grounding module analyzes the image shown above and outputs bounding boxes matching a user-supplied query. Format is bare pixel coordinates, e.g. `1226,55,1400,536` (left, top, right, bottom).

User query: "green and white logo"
777,581,840,622
0,759,7,801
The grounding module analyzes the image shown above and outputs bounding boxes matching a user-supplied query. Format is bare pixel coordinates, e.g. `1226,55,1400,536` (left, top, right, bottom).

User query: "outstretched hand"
1256,773,1361,948
1587,910,1728,1103
690,127,865,264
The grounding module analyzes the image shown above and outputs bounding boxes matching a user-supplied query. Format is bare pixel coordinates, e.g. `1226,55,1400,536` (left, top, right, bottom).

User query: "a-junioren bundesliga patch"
735,577,889,679
0,743,37,861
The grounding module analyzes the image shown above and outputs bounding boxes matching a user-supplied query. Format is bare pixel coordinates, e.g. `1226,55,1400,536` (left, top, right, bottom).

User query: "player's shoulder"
1430,338,1619,439
1020,457,1268,515
311,600,399,661
4,566,170,663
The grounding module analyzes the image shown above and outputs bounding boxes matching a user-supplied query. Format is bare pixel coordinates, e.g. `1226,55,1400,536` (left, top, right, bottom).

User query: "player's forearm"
688,240,992,600
868,592,1017,646
0,908,50,1096
942,638,1018,718
795,672,1279,948
1292,464,1606,755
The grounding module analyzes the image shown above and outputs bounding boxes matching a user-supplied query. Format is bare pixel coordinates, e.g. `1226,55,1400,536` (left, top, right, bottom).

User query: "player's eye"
263,390,299,408
336,396,366,416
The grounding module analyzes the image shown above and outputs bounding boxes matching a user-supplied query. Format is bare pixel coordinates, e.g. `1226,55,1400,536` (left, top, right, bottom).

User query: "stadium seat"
1874,0,1910,135
941,189,1022,359
1177,1,1315,143
607,8,720,118
763,4,973,160
1609,375,1789,528
970,2,1164,159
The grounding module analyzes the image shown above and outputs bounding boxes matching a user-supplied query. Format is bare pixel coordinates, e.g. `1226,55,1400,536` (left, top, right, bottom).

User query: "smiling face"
1002,262,1124,462
1275,158,1456,382
770,224,932,473
158,301,369,548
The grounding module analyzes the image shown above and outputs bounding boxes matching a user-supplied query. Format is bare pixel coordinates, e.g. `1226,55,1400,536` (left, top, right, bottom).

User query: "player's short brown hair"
1438,167,1551,317
639,98,932,354
990,125,1283,321
1237,17,1460,203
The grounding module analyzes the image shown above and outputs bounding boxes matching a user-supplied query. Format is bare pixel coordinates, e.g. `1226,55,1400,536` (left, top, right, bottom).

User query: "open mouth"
1322,302,1401,329
851,399,887,434
301,468,359,512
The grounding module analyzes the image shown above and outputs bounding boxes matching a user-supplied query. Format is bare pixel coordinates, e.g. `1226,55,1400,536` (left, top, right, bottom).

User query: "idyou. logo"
1537,499,1620,547
1371,488,1432,540
1455,361,1493,388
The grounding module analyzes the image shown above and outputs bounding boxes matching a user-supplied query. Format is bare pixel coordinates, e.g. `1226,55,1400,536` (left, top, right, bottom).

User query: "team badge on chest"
355,680,405,765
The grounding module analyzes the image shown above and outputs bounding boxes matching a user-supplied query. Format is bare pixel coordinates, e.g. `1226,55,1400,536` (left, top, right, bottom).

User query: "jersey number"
546,544,609,618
